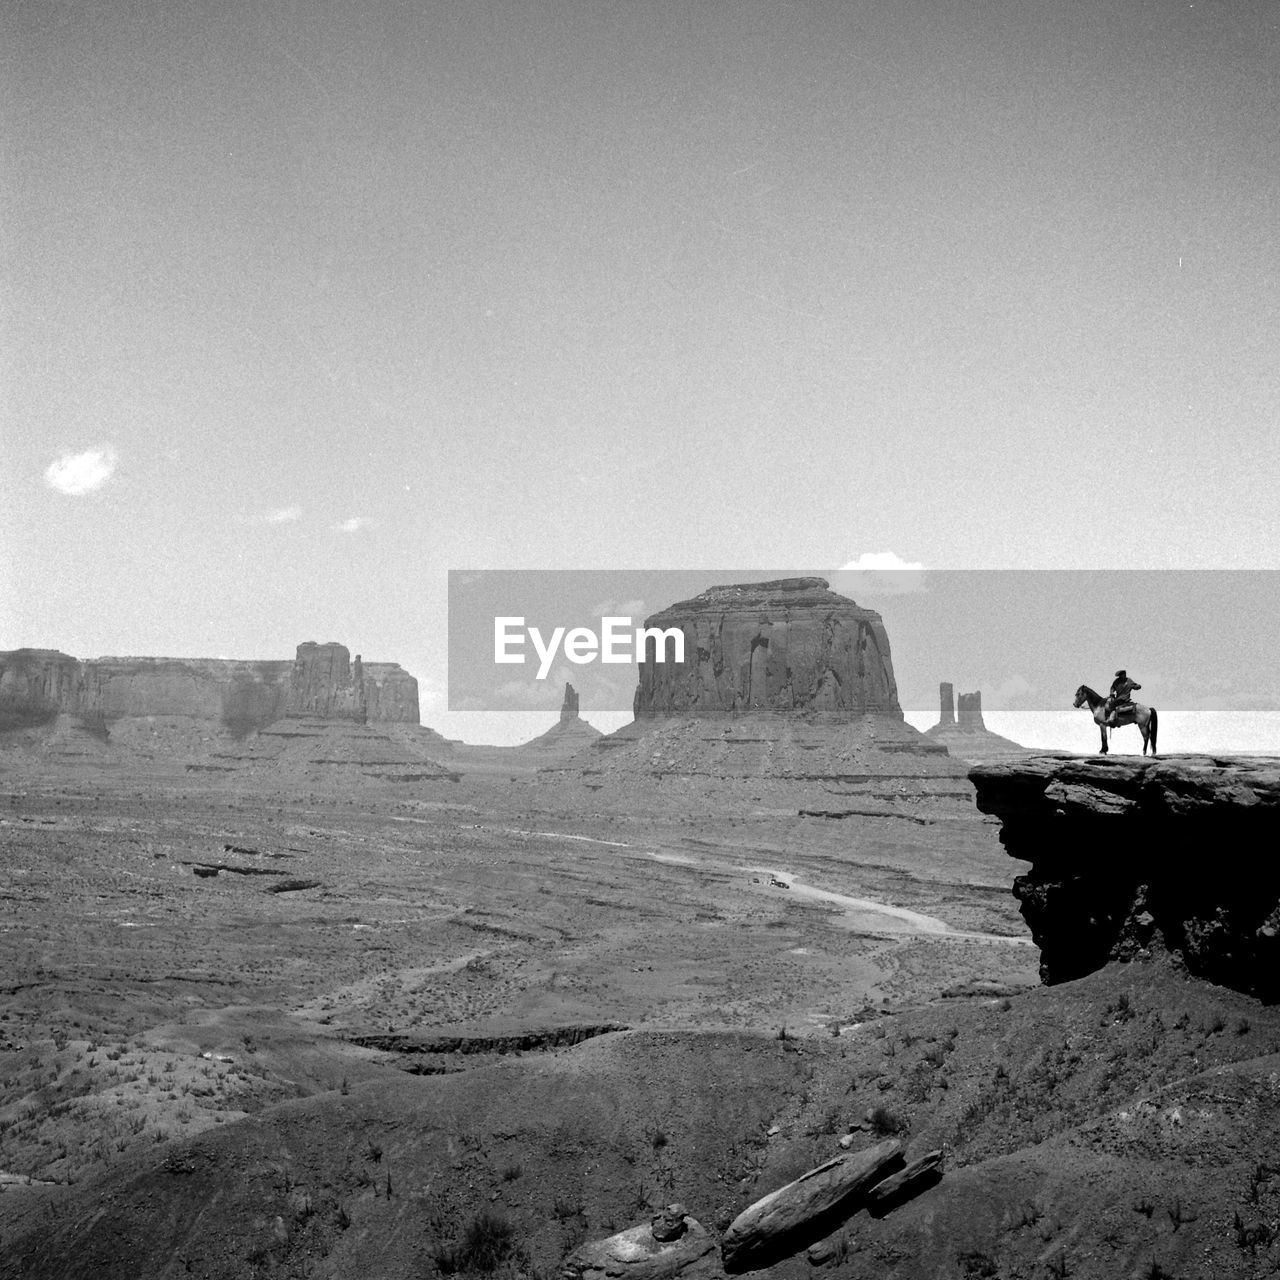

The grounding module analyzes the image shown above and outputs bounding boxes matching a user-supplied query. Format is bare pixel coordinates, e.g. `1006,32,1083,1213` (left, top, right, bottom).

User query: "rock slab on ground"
865,1149,944,1216
563,1210,716,1280
720,1138,904,1272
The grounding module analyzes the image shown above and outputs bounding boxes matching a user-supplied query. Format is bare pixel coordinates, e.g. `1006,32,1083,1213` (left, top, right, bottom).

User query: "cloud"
44,446,118,495
335,516,374,533
831,551,927,597
262,506,302,524
592,597,646,620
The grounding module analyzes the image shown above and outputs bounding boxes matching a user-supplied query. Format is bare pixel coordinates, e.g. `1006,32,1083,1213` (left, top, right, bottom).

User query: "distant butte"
925,682,1031,762
0,642,419,735
536,578,970,816
633,577,902,722
519,682,603,757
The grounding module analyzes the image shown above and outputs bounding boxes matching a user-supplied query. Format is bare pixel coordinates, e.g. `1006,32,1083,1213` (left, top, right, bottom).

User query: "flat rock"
865,1150,944,1215
563,1213,715,1280
721,1139,903,1272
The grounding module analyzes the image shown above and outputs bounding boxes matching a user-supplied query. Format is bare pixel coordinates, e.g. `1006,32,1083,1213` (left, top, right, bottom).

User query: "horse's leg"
1099,723,1108,754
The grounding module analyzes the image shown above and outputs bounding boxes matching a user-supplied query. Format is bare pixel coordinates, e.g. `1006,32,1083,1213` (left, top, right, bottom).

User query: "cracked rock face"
970,755,1280,998
632,578,901,723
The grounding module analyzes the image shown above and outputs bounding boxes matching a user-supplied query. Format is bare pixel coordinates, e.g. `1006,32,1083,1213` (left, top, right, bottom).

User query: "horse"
1073,685,1158,756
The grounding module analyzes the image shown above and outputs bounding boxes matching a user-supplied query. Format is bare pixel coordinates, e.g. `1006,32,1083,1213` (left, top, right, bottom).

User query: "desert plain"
3,711,1280,1280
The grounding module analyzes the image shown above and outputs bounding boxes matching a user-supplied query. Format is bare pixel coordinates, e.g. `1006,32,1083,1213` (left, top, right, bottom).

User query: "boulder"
720,1139,903,1272
632,578,902,722
650,1204,689,1243
563,1210,716,1280
864,1150,944,1216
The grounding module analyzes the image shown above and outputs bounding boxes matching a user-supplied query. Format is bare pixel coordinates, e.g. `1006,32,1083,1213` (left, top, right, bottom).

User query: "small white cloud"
335,516,374,533
592,597,646,620
263,506,303,525
44,446,118,495
831,551,927,596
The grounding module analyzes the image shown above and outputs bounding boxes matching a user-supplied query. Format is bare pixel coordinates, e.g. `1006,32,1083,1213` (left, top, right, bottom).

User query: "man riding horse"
1105,670,1141,726
1073,675,1157,755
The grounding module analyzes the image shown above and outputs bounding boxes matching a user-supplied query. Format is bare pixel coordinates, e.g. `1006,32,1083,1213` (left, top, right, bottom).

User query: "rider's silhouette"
1106,670,1141,723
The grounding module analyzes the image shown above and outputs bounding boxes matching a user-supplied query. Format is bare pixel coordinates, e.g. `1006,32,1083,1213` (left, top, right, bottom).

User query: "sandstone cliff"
560,681,580,723
285,642,365,720
0,649,82,730
632,578,901,722
0,642,419,735
970,754,1280,999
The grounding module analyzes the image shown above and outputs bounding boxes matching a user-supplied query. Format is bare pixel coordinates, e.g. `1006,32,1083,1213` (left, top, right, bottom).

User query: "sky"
3,0,1279,743
448,569,1280,714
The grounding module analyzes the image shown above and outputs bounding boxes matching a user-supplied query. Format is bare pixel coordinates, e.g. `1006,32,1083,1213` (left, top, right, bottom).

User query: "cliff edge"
970,754,1280,999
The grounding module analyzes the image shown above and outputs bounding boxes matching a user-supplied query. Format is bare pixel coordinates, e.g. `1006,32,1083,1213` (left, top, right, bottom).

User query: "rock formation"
560,680,580,723
721,1139,905,1272
533,580,967,815
925,683,1029,762
284,642,366,720
0,649,81,731
632,577,901,722
970,754,1280,998
938,681,956,726
564,1207,717,1280
0,642,419,736
957,690,983,729
519,682,602,757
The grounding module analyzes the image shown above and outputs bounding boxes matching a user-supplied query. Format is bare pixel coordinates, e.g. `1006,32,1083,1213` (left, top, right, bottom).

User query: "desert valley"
1,579,1279,1280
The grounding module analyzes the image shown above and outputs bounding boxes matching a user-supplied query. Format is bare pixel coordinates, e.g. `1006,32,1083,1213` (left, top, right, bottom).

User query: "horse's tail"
1150,707,1158,755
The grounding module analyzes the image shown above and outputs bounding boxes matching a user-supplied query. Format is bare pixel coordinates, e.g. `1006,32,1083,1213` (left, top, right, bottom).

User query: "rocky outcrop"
865,1150,945,1216
561,681,580,723
284,642,365,720
0,643,419,734
0,649,82,730
360,660,420,723
925,683,1029,762
517,682,603,759
564,1208,716,1280
633,578,901,722
970,755,1280,998
721,1139,904,1272
937,681,956,726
